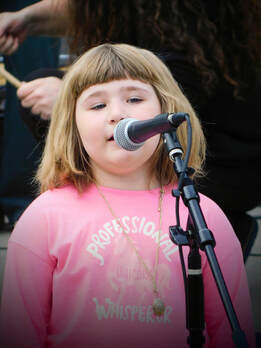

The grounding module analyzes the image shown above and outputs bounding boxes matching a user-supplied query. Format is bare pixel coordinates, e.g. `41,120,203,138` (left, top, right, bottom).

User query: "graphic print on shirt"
86,215,179,266
85,215,179,324
91,263,174,324
92,297,173,324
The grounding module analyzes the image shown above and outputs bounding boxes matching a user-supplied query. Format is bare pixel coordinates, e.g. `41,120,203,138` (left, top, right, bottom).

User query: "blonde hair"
37,43,206,192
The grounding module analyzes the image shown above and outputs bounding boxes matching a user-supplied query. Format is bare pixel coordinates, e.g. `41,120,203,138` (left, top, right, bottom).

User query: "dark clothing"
164,53,261,252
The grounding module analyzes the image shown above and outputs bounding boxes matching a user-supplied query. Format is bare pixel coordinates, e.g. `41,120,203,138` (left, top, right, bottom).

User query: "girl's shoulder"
9,185,90,249
12,184,88,227
39,184,79,201
31,184,89,210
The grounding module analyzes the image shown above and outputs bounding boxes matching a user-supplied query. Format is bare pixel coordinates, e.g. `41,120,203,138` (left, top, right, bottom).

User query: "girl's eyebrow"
84,91,104,99
120,86,150,93
79,91,104,104
81,85,151,101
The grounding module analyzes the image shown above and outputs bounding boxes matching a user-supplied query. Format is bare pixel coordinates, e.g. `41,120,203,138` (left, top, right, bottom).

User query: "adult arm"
0,0,70,55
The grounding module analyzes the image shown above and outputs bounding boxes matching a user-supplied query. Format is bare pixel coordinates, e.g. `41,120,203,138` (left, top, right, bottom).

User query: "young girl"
0,43,256,347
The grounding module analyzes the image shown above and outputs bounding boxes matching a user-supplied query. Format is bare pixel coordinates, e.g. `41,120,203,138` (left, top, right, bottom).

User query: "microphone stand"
163,130,249,348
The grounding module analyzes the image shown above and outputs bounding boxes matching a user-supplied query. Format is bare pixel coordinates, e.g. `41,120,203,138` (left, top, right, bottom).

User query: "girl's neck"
93,168,160,191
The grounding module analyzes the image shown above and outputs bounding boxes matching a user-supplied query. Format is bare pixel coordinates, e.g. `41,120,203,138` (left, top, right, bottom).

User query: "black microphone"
113,112,187,151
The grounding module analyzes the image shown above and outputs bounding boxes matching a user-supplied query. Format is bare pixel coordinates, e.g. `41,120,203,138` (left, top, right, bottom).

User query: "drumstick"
0,64,22,88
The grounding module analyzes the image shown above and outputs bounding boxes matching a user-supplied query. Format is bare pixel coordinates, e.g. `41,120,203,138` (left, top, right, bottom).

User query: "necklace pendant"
152,298,165,316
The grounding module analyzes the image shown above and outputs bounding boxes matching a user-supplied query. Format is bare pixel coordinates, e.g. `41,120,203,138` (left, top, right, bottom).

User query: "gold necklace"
96,184,166,316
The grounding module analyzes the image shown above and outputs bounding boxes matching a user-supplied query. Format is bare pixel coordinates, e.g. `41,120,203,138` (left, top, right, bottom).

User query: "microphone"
113,112,187,151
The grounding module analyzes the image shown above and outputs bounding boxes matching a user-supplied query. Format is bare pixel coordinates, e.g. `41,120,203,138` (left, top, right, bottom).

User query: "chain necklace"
96,184,166,316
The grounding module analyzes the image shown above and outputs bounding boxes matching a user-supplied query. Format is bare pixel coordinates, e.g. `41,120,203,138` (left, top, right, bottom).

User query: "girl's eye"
91,103,106,110
127,97,143,103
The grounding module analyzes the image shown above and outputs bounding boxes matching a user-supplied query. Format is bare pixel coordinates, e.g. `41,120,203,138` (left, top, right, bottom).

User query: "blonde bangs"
64,44,171,100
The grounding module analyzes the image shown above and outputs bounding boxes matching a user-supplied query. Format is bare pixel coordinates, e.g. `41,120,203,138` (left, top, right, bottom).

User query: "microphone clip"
163,131,183,162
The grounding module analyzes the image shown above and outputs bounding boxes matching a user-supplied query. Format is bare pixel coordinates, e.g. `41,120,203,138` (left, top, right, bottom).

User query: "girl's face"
75,78,161,185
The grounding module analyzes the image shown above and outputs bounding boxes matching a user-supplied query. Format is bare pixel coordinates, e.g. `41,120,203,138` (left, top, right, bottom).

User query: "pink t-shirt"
0,184,256,347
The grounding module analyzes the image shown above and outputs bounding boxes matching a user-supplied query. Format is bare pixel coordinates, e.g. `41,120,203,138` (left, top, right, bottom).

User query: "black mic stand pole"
163,130,249,348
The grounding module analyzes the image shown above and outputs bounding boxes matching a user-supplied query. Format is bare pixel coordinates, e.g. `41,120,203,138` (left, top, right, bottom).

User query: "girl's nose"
107,100,128,123
108,109,126,123
109,115,125,124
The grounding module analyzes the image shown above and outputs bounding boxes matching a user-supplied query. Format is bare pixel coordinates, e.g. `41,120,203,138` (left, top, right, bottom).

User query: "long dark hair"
67,0,261,97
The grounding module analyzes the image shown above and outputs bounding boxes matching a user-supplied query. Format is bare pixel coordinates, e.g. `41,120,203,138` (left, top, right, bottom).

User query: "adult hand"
17,77,62,120
0,11,28,55
0,0,70,55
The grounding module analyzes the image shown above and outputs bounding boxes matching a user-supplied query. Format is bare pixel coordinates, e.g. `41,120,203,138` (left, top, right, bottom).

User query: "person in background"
0,0,60,230
0,0,260,260
0,42,256,348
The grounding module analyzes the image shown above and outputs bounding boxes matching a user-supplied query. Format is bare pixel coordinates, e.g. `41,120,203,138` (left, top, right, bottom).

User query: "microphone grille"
114,118,143,151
